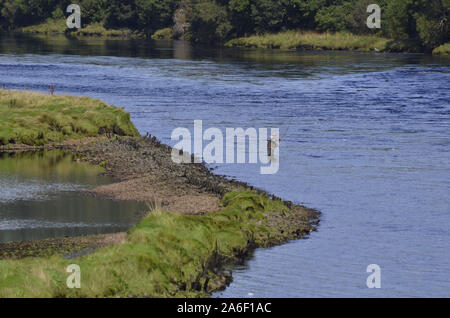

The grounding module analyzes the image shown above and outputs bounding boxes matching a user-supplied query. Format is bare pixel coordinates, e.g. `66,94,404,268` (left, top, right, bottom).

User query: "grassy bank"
20,19,135,38
0,90,138,146
432,43,450,56
0,191,318,297
19,20,175,39
20,19,67,34
151,27,174,40
225,30,415,52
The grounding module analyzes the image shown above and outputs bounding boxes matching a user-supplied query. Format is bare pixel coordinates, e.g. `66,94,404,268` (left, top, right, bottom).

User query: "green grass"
20,19,67,34
226,30,392,52
0,90,139,146
20,19,134,37
432,43,450,56
0,191,295,297
151,28,174,40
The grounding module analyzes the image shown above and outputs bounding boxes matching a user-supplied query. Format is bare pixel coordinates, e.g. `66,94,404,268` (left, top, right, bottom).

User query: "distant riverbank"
14,20,450,55
17,19,171,40
0,90,320,297
226,31,450,55
19,19,136,38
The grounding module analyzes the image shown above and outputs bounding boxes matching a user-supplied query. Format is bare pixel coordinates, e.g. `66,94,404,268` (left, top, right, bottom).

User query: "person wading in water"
267,135,281,158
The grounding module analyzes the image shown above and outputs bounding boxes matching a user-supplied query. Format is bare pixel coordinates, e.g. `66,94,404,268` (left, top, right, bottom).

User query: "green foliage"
413,0,449,49
79,0,108,25
104,0,138,29
151,27,174,39
135,0,179,34
432,42,450,55
0,0,448,50
384,0,413,40
189,0,232,43
51,7,64,20
347,0,381,34
315,4,350,32
249,0,287,33
20,18,67,34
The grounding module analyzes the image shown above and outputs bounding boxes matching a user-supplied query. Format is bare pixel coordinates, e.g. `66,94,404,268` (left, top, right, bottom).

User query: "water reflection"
0,150,145,243
1,33,446,69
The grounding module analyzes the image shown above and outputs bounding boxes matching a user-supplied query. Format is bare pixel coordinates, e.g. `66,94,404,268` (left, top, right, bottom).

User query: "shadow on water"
0,150,146,243
2,33,447,68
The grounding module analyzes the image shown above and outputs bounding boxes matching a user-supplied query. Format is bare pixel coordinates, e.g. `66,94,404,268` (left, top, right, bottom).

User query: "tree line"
0,0,448,49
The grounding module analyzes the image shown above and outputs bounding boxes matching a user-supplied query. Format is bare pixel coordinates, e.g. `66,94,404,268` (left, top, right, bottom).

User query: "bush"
151,27,174,39
432,43,450,55
315,5,350,32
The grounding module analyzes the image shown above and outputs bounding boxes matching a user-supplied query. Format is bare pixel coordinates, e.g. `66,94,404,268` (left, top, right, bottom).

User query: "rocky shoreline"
0,135,320,296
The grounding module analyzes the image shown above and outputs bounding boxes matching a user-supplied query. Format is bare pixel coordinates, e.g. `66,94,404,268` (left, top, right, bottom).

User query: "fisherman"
267,134,281,157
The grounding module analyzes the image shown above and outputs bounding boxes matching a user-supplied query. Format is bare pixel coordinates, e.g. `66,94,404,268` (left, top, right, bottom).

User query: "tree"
249,0,288,33
228,0,253,36
414,0,449,49
384,0,414,40
80,0,108,25
135,0,179,34
104,0,138,29
189,0,232,43
315,4,350,32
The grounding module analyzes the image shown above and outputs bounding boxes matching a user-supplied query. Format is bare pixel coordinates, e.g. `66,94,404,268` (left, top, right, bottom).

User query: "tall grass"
0,191,302,297
432,43,450,56
226,30,391,52
151,28,174,40
0,90,139,146
20,19,67,34
20,20,133,37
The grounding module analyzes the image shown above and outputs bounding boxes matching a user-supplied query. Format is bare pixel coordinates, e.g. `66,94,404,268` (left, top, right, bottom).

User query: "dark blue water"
0,35,449,297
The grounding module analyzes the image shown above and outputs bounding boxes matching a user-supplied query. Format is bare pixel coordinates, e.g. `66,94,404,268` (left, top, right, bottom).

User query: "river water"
0,34,449,297
0,150,145,243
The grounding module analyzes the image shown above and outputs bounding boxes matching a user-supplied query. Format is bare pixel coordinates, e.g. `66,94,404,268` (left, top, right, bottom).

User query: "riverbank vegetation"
20,19,135,37
0,0,448,53
226,31,392,52
432,43,450,55
0,191,318,297
0,90,138,146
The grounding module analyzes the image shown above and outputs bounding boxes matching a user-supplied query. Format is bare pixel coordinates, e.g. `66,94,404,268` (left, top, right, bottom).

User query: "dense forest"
0,0,448,50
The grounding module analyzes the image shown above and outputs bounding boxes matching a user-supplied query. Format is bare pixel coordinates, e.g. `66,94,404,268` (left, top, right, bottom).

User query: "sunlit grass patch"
19,20,133,38
226,30,391,52
151,28,174,40
0,90,139,146
20,19,67,34
432,43,450,56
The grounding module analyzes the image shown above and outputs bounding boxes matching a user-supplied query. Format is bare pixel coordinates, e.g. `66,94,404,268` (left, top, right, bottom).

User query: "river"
0,150,145,243
0,34,449,297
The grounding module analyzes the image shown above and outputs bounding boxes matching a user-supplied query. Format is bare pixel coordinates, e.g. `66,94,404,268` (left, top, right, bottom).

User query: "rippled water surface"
0,34,449,297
